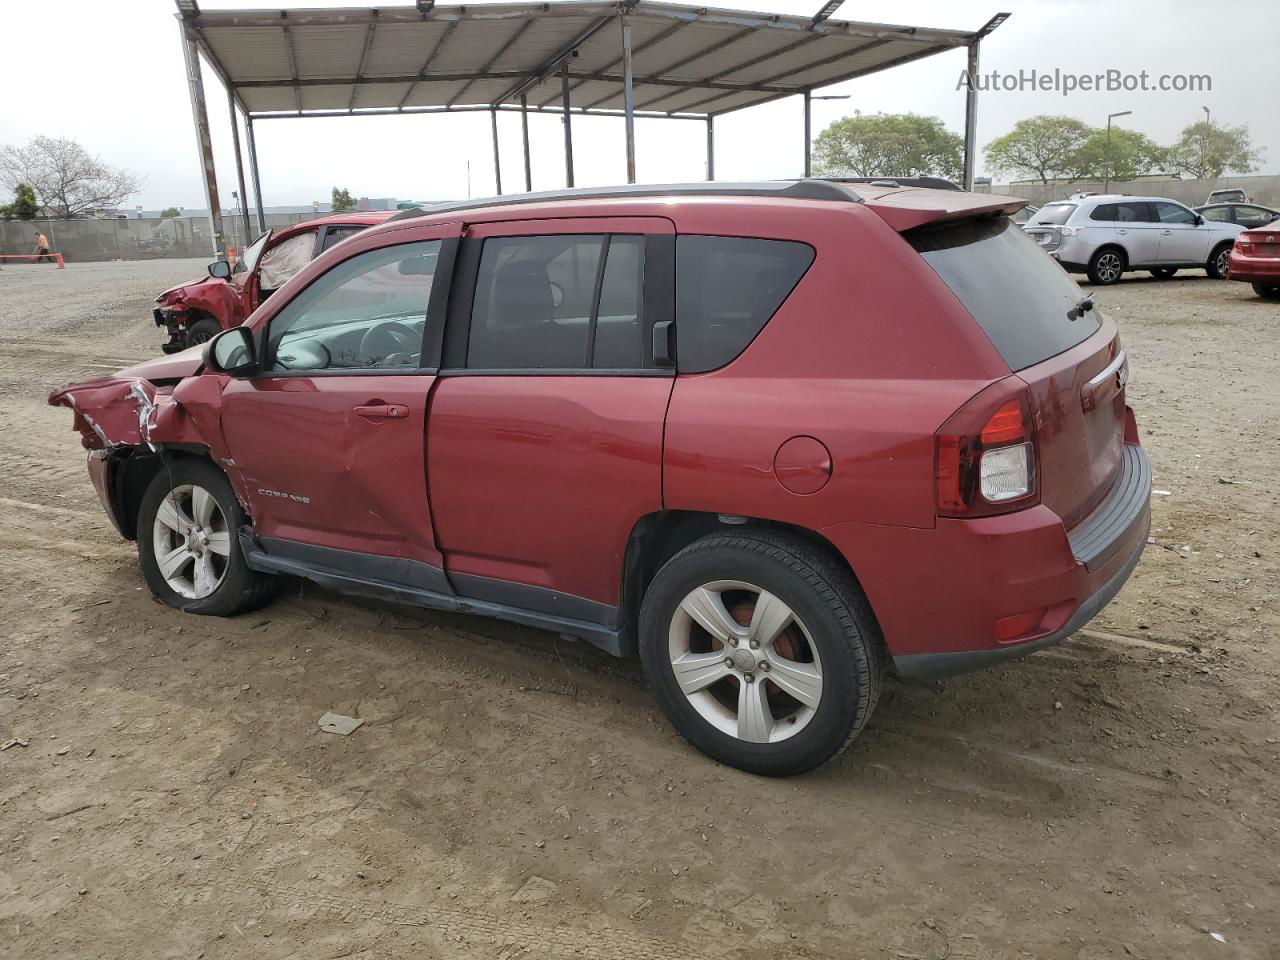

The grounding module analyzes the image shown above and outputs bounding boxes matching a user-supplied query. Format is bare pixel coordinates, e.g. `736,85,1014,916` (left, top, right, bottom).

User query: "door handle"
1117,229,1127,235
353,403,409,420
1161,229,1172,235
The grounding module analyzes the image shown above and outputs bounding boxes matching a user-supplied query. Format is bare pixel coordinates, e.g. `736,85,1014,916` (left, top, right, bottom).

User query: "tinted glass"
321,225,366,251
468,235,603,369
1155,202,1196,225
1032,203,1076,225
1200,205,1234,222
268,241,439,371
1115,202,1152,223
1090,203,1120,222
1236,206,1278,228
591,236,645,368
909,217,1100,372
675,235,815,373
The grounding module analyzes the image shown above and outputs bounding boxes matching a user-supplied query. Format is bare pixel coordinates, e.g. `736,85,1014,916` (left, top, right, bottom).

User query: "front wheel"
639,531,882,776
1252,281,1280,299
186,317,220,345
1087,248,1126,285
1206,243,1232,280
137,458,276,616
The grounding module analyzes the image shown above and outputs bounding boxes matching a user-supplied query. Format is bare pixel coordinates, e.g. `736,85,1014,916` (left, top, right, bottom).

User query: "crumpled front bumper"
155,307,189,354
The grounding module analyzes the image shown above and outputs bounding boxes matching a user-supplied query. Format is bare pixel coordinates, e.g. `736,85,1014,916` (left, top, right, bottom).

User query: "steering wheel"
358,320,420,367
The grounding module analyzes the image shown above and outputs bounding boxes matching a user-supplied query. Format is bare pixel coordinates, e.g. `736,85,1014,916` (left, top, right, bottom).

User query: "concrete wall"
975,174,1280,209
0,212,333,264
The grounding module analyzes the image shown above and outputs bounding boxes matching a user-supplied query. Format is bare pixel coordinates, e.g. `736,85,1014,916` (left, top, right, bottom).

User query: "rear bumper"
822,444,1152,681
1227,251,1280,283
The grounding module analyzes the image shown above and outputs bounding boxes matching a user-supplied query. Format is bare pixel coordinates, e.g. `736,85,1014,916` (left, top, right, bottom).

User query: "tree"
812,112,964,181
1074,127,1167,182
331,186,355,213
0,182,39,220
0,136,141,218
984,115,1093,184
1166,121,1262,179
160,206,180,219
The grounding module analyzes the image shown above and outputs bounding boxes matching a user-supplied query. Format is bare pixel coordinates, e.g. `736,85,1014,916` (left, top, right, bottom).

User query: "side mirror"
208,259,232,279
1194,215,1205,226
203,326,257,376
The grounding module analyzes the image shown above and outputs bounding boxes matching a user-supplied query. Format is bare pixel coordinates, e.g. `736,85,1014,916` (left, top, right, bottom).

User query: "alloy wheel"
1215,248,1230,276
667,580,823,744
1096,252,1122,283
151,483,231,599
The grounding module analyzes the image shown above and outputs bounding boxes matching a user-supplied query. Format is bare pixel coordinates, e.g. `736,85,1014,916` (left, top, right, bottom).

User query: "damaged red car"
154,213,391,353
51,181,1151,775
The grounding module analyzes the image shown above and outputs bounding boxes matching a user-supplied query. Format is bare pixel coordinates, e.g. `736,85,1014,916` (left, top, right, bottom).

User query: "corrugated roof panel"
292,24,368,79
776,38,942,89
429,18,531,73
362,21,449,77
300,83,356,111
399,79,472,110
240,86,299,114
490,15,602,71
203,26,291,81
352,81,415,110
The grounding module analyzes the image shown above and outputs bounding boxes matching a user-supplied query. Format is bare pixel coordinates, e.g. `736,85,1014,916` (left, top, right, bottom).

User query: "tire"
186,317,220,345
1087,247,1126,285
1206,243,1233,280
1251,281,1280,299
638,530,883,776
137,458,276,616
1149,267,1178,280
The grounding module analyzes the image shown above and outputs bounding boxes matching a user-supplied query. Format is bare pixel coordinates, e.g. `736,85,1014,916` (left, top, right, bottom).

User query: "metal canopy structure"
175,0,1008,255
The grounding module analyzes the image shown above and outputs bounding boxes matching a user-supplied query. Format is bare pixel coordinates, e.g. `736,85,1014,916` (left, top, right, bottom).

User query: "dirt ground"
0,258,1277,960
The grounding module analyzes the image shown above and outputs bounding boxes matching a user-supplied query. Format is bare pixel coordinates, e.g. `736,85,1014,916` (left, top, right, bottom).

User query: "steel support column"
179,23,225,257
803,91,812,178
962,41,980,191
520,95,532,191
561,60,575,188
620,15,637,184
490,107,503,195
706,116,714,181
227,90,251,249
245,116,266,233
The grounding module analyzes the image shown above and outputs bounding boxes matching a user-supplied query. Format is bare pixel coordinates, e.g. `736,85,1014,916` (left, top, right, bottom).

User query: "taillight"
935,380,1039,518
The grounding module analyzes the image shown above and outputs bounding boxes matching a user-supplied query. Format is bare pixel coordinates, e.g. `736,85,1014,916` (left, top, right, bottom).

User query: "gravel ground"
0,258,1277,960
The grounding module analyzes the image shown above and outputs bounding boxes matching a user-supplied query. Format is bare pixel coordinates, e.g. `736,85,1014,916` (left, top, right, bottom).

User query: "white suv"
1023,195,1244,285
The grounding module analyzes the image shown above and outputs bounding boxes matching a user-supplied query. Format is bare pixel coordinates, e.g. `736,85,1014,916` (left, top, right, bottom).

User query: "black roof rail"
387,179,862,221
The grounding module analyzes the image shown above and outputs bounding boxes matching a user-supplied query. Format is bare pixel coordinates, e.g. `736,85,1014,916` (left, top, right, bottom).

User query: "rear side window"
909,217,1100,372
467,234,645,370
1090,203,1120,222
321,225,366,251
675,236,814,373
1032,203,1076,225
1200,205,1234,222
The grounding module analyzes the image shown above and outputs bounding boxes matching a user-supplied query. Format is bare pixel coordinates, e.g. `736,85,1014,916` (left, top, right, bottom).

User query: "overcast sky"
1,0,1275,209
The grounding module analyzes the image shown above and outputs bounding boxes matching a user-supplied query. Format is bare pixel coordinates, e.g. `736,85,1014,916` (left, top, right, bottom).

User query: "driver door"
219,222,460,585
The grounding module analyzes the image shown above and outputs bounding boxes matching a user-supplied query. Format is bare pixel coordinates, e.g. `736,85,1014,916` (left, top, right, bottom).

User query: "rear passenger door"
426,217,675,625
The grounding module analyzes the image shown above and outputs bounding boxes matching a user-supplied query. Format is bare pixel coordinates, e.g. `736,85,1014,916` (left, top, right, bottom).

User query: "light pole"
804,93,850,177
1104,110,1132,193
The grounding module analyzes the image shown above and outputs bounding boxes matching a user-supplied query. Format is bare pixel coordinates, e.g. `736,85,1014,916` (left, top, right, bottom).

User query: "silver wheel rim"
668,580,823,744
1215,249,1229,275
152,483,230,599
1097,253,1122,282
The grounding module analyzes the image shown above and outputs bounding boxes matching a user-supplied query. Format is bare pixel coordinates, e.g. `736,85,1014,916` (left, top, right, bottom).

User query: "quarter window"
1236,206,1277,229
675,236,814,373
466,234,645,370
267,241,440,372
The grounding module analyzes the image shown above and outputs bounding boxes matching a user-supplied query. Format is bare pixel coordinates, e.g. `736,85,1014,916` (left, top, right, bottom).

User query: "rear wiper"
1067,296,1095,321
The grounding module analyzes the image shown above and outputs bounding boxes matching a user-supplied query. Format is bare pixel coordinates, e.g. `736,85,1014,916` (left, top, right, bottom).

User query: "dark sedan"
1195,202,1280,230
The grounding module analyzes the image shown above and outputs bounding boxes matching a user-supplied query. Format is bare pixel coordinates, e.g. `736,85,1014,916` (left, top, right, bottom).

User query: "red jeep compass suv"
50,181,1150,776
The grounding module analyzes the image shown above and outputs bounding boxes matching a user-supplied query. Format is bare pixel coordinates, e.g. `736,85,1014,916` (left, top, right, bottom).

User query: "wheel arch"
113,445,218,540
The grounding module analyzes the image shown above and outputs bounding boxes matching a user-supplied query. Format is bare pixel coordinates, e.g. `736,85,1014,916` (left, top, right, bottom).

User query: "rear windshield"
908,216,1100,371
1030,203,1076,225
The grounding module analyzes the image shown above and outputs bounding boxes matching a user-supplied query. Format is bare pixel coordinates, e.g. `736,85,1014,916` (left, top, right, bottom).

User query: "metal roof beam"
535,17,686,108
447,17,535,107
587,24,755,110
397,18,459,110
236,71,797,96
492,15,616,107
280,12,301,113
347,11,379,112
249,102,709,121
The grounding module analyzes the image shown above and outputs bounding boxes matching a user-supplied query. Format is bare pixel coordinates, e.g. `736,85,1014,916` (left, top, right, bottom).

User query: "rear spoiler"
856,187,1028,232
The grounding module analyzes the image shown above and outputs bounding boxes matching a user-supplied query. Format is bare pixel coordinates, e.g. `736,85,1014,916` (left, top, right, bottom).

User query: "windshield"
238,230,272,275
1030,203,1076,226
908,216,1100,371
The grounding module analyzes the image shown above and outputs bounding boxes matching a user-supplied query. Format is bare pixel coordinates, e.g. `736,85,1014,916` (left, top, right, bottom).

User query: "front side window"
267,241,440,372
1155,202,1196,225
258,231,318,290
467,234,645,370
675,235,814,373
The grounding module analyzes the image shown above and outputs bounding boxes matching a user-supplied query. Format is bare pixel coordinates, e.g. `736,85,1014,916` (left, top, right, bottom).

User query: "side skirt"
240,531,625,657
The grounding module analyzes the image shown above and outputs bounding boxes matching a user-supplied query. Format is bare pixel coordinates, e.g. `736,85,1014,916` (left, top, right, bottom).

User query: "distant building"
108,198,400,220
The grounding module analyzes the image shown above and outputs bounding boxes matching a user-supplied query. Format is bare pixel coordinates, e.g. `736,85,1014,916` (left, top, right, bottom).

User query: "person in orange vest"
33,231,52,263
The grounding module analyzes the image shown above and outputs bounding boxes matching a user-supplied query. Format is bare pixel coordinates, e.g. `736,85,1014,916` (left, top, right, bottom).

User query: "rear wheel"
639,531,882,776
1206,243,1233,279
1149,267,1178,280
137,459,276,616
186,317,219,345
1253,281,1280,299
1087,247,1126,285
